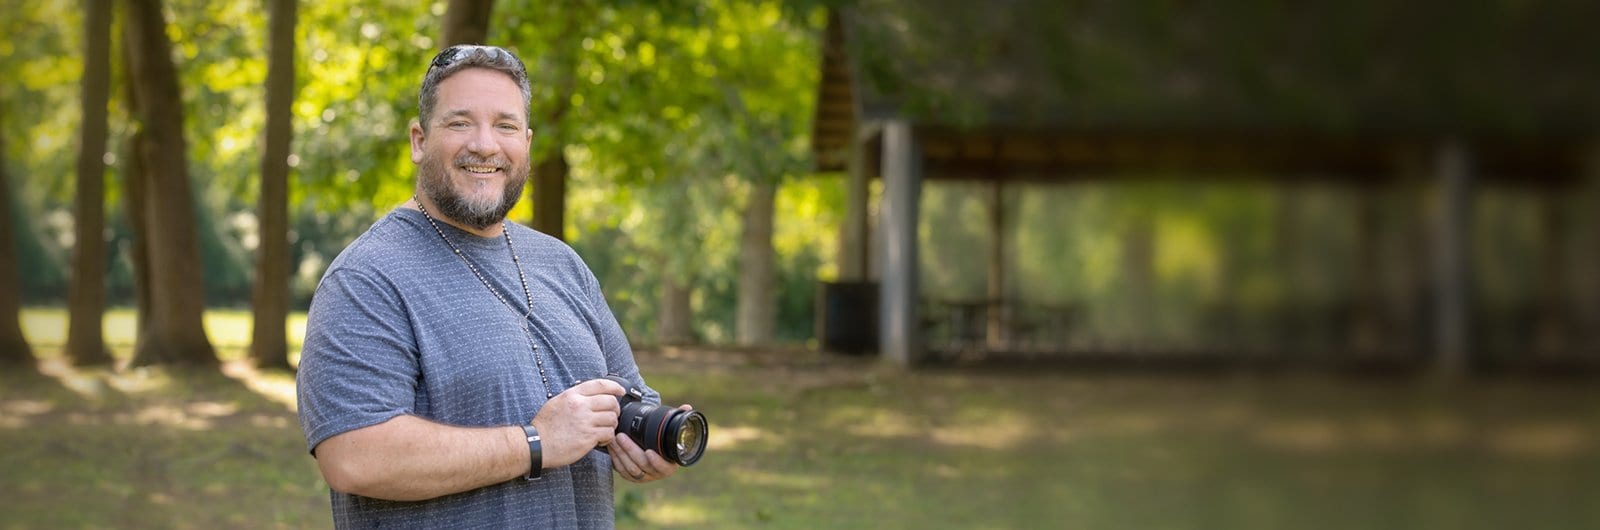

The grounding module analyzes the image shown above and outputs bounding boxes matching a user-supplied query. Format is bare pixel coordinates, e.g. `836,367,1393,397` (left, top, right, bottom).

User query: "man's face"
410,67,532,230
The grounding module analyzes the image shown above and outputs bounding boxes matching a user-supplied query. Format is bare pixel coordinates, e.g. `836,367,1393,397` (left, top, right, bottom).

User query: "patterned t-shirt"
297,207,656,529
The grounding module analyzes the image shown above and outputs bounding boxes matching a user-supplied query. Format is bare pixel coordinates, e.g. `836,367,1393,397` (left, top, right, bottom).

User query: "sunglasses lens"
431,45,516,71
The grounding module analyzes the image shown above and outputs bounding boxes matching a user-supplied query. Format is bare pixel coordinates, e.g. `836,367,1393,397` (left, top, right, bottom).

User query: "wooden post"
1582,141,1600,357
878,120,922,366
1534,187,1569,357
986,180,1006,351
1351,187,1382,356
1433,139,1473,375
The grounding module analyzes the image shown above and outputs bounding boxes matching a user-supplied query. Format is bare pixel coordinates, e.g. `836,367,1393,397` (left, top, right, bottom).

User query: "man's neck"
405,195,506,238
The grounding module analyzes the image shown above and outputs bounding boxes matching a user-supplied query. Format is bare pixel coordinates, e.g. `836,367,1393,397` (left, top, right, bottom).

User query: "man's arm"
312,379,627,502
314,416,525,502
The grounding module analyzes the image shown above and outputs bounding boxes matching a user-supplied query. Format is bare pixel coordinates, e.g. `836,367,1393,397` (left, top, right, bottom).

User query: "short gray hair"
417,45,532,131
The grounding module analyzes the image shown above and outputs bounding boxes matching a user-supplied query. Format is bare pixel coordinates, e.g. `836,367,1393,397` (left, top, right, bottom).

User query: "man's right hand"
530,378,626,469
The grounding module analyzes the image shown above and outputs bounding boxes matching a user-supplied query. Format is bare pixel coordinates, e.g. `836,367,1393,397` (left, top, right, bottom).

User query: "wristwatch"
521,424,542,481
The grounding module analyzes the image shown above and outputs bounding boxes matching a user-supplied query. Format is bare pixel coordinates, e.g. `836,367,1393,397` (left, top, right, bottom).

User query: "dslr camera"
602,374,707,466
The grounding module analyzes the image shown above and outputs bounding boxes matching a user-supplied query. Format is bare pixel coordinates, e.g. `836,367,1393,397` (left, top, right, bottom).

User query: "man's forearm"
314,415,529,501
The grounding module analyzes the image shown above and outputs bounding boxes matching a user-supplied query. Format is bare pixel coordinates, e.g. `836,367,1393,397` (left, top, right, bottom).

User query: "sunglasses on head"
429,44,519,70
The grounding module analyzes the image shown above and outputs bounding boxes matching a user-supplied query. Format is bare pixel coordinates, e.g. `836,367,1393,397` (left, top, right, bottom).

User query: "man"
296,45,682,529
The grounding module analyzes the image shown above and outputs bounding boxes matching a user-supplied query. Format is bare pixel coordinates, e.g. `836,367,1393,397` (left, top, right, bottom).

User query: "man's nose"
465,125,501,155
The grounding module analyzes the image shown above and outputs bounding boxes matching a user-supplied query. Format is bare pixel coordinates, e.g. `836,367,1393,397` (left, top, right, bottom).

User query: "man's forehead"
434,69,525,106
432,75,528,123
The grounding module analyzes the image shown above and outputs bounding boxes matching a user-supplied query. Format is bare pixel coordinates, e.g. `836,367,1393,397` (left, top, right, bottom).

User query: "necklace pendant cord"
415,197,554,398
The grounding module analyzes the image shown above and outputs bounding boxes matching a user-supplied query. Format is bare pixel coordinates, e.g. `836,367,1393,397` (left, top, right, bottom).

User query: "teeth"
463,166,498,174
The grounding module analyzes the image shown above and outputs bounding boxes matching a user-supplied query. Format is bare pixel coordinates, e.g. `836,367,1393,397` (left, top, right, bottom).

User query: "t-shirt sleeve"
296,267,421,454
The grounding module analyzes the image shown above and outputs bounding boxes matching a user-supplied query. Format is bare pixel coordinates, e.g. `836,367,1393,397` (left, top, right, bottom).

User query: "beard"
418,151,529,230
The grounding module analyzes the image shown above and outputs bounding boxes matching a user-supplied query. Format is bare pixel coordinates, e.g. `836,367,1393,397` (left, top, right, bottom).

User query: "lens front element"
669,411,708,466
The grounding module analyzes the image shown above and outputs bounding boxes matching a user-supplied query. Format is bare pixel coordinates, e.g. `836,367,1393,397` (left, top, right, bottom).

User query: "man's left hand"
609,405,691,483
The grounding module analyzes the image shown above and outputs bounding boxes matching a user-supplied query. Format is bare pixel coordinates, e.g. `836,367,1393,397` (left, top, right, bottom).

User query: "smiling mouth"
461,165,500,174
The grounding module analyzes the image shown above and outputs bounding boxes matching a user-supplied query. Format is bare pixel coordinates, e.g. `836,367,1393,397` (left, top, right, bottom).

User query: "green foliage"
499,0,827,344
4,0,833,343
1,1,80,304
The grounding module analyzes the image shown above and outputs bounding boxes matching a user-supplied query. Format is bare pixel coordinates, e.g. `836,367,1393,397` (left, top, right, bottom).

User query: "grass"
7,308,1600,528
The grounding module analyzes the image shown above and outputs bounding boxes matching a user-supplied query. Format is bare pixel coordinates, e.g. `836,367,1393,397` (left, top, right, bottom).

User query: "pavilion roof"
814,0,1600,178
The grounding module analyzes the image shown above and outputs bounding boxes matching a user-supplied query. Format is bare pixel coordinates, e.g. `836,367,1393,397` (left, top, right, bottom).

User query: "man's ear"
409,119,426,164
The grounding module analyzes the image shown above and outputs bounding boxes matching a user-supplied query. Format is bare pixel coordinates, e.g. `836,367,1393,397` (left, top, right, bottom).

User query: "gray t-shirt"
296,208,655,529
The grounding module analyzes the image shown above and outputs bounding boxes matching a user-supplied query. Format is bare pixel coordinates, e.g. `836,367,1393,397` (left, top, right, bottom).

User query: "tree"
499,0,585,241
248,0,297,371
504,0,821,343
0,101,32,366
736,179,777,344
707,2,820,345
67,0,115,366
123,0,217,367
443,0,495,46
442,0,582,244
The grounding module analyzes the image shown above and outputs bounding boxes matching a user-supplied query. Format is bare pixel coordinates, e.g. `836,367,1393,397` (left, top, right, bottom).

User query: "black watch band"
522,424,542,481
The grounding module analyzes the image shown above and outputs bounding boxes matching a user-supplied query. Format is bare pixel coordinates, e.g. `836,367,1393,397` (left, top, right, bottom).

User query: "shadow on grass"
0,360,330,529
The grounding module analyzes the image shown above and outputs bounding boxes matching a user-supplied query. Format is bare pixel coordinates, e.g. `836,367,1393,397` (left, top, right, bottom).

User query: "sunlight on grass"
222,361,301,412
6,335,1600,529
931,411,1032,450
727,468,827,490
704,424,772,451
19,307,308,363
638,501,713,526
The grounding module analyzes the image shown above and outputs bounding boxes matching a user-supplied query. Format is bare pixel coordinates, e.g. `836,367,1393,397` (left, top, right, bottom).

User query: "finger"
640,449,677,478
611,434,648,480
677,404,693,411
576,378,627,397
585,394,621,414
610,453,640,481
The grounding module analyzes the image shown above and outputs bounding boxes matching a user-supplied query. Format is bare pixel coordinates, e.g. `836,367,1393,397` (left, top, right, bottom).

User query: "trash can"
816,281,878,355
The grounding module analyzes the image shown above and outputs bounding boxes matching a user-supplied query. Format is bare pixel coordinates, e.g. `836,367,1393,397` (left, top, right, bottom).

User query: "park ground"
4,308,1600,529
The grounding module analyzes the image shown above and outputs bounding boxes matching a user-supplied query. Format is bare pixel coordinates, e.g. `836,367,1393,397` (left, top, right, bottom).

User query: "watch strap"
521,424,542,481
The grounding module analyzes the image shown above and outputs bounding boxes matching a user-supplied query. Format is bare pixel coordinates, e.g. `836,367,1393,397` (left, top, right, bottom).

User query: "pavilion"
812,1,1600,371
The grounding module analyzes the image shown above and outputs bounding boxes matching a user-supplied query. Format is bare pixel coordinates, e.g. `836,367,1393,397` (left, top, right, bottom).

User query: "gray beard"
418,153,528,230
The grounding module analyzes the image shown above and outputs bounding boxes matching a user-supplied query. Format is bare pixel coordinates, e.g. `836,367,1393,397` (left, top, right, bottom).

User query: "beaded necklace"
414,197,553,398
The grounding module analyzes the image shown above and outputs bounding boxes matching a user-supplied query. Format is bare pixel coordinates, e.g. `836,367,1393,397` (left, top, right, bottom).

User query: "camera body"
603,375,707,467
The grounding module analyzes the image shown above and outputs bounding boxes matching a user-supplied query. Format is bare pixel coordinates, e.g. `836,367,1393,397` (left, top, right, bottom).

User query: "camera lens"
667,410,707,466
604,375,708,467
618,403,707,467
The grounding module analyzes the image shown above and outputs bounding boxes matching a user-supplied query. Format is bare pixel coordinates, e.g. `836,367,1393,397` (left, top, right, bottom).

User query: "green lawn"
5,309,1600,528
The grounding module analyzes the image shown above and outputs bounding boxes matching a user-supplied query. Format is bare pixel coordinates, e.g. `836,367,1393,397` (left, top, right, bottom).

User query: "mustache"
455,154,509,169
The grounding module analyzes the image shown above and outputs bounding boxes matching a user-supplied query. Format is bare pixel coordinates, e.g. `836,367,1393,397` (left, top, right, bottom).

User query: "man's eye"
447,121,470,130
497,124,521,132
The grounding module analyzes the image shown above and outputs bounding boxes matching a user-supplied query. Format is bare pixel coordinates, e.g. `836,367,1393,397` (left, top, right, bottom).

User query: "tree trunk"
657,274,693,345
442,0,495,46
736,179,777,345
1122,214,1156,349
249,0,296,371
124,0,216,367
528,12,580,241
67,0,115,366
123,146,154,335
0,103,33,365
120,24,153,329
532,149,567,239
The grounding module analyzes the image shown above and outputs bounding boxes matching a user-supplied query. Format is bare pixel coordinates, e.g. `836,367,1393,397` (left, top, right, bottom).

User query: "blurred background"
5,0,1600,370
4,0,1600,528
